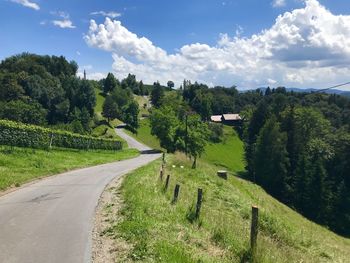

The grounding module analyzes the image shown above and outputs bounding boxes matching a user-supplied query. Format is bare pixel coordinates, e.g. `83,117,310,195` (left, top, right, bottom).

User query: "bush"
0,120,122,151
208,122,223,143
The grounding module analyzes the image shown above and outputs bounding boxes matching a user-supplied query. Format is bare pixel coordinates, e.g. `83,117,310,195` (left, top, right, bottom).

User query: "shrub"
0,120,122,151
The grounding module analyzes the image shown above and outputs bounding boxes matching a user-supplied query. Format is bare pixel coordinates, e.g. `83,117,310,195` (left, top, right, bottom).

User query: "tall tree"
102,96,118,123
123,101,139,132
151,82,164,108
253,116,290,199
103,73,118,94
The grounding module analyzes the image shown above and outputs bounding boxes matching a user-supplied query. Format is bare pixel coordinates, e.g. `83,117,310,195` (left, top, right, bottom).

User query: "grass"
124,118,162,150
134,95,150,117
103,153,350,263
94,88,105,115
0,145,139,191
203,126,245,174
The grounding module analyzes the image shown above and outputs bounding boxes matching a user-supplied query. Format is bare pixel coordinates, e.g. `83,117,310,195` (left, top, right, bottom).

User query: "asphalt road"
0,129,160,263
115,126,151,152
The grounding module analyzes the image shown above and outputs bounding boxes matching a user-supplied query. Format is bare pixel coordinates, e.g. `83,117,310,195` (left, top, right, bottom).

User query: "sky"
1,0,350,90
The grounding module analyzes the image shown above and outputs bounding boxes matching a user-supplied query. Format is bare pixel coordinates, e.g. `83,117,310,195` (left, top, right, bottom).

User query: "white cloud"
11,0,39,10
272,0,286,8
51,11,76,29
84,0,350,89
52,20,76,29
90,11,121,19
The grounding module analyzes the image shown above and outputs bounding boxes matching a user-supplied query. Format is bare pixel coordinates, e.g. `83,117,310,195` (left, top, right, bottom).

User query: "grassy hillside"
134,95,150,117
94,88,105,115
124,118,161,150
0,146,138,191
203,126,245,174
102,153,350,262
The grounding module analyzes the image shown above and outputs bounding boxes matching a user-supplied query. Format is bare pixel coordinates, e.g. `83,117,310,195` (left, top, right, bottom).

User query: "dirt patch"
92,175,132,263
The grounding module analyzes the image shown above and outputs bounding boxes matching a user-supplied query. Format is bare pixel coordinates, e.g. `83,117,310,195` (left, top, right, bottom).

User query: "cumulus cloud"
272,0,286,8
51,11,76,29
84,0,350,89
11,0,39,10
90,11,121,18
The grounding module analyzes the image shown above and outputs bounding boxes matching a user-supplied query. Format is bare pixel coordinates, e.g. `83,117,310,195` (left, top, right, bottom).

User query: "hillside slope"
101,153,350,263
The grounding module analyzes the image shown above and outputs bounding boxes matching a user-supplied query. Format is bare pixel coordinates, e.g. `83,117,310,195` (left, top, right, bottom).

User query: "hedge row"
0,120,122,151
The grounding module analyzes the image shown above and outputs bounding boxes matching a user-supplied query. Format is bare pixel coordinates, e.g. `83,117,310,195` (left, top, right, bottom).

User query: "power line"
314,81,350,93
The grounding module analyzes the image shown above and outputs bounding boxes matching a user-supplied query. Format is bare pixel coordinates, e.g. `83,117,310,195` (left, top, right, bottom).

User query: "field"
102,153,350,263
203,126,245,174
0,146,139,191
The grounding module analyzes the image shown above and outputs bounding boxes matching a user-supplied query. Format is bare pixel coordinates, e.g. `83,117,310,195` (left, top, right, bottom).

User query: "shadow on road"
140,149,162,154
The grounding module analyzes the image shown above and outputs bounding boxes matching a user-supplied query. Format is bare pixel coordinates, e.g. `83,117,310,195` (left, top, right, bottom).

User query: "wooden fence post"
49,133,54,149
162,152,165,163
164,174,170,191
195,188,203,219
172,184,180,204
159,169,163,181
250,205,259,258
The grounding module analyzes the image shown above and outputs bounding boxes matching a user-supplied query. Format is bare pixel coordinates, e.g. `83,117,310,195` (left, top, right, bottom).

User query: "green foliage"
123,100,139,132
150,106,180,152
150,81,165,108
0,120,122,151
253,116,290,199
103,72,118,94
185,115,210,168
0,53,96,125
0,100,47,125
102,96,119,123
208,122,223,143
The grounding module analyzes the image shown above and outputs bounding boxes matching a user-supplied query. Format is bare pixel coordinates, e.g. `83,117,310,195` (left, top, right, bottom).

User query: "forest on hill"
0,53,141,134
176,83,350,237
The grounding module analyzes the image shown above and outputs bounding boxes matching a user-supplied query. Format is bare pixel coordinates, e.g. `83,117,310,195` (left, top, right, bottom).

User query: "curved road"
115,126,151,152
0,129,160,263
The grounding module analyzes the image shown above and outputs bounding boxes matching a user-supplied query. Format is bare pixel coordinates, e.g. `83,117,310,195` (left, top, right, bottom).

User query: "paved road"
115,126,151,152
0,129,160,263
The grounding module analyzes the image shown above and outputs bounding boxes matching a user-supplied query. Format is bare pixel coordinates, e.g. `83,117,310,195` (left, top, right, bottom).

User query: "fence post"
195,188,203,219
49,133,54,149
172,184,180,204
162,152,165,164
164,174,170,191
159,169,164,181
250,206,259,258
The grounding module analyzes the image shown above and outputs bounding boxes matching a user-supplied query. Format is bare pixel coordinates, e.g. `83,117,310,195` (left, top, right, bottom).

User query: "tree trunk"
192,156,197,169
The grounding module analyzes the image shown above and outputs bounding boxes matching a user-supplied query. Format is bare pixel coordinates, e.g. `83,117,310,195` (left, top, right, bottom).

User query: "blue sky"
1,0,350,90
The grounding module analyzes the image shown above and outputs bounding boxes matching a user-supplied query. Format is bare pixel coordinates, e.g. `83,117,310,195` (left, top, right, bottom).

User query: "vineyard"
0,120,122,151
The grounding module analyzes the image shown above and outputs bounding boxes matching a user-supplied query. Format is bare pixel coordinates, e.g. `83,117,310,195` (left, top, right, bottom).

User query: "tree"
185,115,210,168
151,82,164,108
124,101,139,132
167,80,175,89
103,73,118,94
253,116,290,199
102,96,118,123
149,106,180,152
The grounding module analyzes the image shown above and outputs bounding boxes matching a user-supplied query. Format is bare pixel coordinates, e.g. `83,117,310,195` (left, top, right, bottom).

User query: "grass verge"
102,153,350,263
0,145,139,191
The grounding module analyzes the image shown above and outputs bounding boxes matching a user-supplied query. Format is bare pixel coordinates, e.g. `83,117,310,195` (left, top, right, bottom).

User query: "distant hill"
287,87,350,96
242,87,350,97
